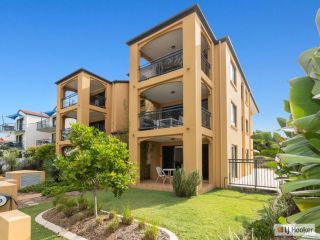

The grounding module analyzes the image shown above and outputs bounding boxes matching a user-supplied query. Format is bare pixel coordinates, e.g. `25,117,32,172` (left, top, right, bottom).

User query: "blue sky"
0,0,319,132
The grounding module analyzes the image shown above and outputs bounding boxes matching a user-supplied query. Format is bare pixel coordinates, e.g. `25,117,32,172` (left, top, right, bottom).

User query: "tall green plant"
275,9,320,230
3,149,19,171
55,123,136,218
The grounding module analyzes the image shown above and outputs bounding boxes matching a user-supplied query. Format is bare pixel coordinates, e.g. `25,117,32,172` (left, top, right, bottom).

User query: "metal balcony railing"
3,141,23,149
15,124,25,132
139,107,183,130
62,93,78,108
201,54,210,77
139,107,212,130
201,108,211,129
37,120,56,130
61,128,71,141
36,139,54,146
90,95,106,108
0,124,15,132
139,49,183,81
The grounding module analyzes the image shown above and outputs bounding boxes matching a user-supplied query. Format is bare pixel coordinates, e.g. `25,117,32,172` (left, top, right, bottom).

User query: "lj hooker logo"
274,224,315,236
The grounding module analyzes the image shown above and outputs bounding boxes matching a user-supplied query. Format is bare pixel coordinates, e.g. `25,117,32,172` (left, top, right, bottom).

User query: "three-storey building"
127,5,258,192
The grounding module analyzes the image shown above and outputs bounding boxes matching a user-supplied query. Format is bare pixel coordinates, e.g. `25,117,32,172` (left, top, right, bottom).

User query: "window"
245,119,249,133
245,149,249,159
229,61,236,86
245,90,249,104
231,102,237,127
241,84,244,99
231,144,238,177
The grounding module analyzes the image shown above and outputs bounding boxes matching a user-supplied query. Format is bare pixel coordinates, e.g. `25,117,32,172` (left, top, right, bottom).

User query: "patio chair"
156,166,168,184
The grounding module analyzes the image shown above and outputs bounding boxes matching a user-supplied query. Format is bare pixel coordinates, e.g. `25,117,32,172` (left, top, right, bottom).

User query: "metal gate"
228,159,280,191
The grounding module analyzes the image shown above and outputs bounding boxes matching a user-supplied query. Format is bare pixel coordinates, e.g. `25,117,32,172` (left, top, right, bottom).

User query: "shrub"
3,149,19,171
62,199,77,217
144,223,159,240
106,216,120,233
96,215,105,225
248,194,297,239
77,194,90,211
56,203,64,212
122,205,134,225
138,216,146,229
172,168,201,198
109,209,117,219
53,194,66,207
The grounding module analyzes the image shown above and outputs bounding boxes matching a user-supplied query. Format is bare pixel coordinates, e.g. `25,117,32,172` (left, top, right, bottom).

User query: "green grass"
94,188,271,240
20,188,271,240
20,202,61,240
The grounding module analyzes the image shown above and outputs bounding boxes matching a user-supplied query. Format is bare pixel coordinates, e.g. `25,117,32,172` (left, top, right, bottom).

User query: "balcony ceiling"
141,82,209,105
141,29,182,61
90,111,105,122
90,80,105,94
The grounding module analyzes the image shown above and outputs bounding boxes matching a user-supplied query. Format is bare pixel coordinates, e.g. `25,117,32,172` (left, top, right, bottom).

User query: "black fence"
139,49,183,81
228,159,279,190
201,54,211,77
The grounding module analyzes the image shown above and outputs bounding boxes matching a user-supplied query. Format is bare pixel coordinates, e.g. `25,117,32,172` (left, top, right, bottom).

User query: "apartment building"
127,5,258,192
55,5,258,193
0,109,55,150
55,69,128,154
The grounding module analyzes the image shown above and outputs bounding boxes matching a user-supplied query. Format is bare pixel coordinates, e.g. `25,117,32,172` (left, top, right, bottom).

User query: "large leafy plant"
55,123,136,218
276,9,320,230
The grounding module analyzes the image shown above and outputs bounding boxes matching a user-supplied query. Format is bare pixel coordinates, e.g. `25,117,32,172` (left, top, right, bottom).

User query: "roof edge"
126,4,217,46
55,68,112,85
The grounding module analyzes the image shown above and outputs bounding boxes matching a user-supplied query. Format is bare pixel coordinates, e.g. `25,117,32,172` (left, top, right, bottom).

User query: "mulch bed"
43,208,170,240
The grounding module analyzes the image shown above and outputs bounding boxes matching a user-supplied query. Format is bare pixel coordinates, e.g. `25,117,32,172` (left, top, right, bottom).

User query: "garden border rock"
35,208,179,240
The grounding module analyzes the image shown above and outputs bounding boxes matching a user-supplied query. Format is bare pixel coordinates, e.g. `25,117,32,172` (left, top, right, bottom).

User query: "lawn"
94,188,271,239
20,188,272,240
20,202,62,240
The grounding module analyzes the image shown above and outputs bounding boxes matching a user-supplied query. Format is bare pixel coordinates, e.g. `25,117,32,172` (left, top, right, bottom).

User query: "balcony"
36,139,54,146
15,124,25,132
3,141,23,149
61,128,71,141
62,93,78,108
139,50,183,81
90,95,105,108
37,120,56,133
201,53,210,77
201,108,211,129
0,124,15,132
139,107,183,130
139,107,211,130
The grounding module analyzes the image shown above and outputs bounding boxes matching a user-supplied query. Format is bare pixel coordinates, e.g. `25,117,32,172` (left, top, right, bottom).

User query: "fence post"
254,159,257,190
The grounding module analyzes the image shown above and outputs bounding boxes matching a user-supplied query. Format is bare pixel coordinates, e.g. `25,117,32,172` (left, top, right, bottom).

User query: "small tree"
55,123,136,217
3,149,19,171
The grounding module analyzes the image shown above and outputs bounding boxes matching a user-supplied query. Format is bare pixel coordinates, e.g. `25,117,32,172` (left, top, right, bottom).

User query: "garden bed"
42,207,170,240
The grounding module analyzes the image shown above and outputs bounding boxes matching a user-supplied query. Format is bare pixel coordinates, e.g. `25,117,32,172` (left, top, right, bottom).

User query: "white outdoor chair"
156,166,168,184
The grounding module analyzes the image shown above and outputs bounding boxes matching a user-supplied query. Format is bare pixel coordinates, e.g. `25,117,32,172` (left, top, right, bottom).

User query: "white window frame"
229,61,236,86
231,102,237,127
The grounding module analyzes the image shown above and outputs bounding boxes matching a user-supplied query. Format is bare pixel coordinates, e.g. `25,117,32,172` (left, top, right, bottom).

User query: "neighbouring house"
0,109,55,150
35,107,57,146
55,4,259,193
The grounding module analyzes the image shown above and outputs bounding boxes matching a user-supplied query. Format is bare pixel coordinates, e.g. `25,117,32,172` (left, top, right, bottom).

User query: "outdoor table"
162,168,176,183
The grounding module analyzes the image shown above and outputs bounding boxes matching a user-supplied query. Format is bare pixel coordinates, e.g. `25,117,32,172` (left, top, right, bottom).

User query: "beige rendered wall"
111,83,129,133
0,210,31,240
0,181,17,212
